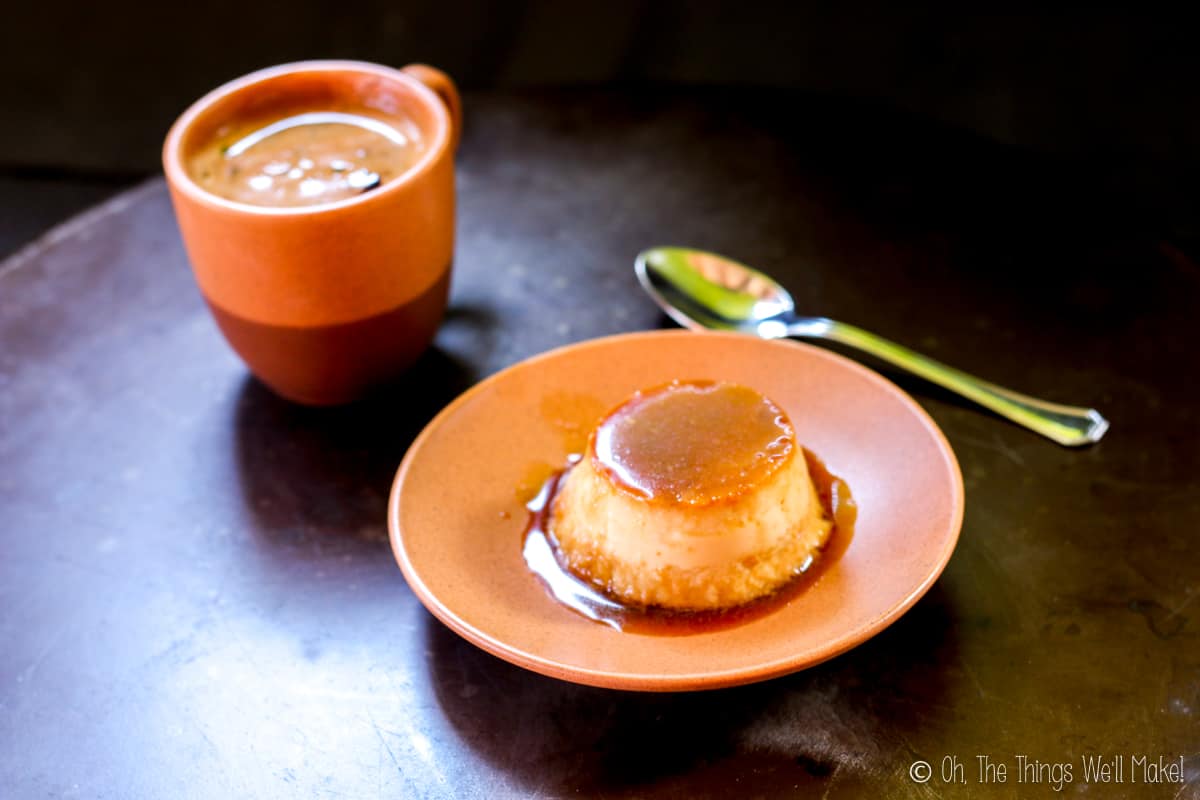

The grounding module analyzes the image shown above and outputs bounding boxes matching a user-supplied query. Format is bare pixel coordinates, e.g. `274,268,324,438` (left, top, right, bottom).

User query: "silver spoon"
635,246,1109,447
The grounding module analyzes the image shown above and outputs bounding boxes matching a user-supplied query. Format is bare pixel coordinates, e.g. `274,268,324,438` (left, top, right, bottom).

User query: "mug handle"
402,64,462,152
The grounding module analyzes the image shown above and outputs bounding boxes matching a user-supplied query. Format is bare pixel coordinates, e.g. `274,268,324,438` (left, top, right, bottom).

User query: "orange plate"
388,330,964,691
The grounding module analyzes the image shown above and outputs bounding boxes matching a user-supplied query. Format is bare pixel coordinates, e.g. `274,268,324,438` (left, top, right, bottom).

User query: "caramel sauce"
539,391,608,454
522,448,856,635
592,381,794,505
515,461,558,505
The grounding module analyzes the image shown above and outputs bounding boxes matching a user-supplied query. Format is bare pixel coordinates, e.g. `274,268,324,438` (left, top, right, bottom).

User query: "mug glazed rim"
162,59,452,217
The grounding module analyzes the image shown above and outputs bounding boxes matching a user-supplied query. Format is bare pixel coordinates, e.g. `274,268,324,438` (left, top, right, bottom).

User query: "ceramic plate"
388,330,963,691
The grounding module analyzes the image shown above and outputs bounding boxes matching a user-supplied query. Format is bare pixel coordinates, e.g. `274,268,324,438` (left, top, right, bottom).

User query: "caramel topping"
591,380,794,505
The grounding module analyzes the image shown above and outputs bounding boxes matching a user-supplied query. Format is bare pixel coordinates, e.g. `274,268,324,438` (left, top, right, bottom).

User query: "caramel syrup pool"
522,449,857,635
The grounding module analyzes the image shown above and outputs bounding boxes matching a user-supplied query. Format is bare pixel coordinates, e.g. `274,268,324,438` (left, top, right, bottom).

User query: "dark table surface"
2,90,1197,799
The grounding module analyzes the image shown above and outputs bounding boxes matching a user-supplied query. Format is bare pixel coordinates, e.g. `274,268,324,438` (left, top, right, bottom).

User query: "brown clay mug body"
163,61,461,405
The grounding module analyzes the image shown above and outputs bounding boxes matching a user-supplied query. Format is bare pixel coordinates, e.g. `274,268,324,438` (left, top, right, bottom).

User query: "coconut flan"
549,380,834,611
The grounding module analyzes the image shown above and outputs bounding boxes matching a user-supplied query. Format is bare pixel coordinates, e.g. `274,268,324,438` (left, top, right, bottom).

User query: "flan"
550,380,833,611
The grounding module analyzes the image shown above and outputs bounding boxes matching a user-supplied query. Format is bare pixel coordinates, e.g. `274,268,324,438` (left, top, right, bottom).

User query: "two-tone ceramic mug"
164,60,461,404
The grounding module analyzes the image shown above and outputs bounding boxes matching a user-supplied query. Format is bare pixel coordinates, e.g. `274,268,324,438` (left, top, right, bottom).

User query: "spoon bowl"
636,246,793,333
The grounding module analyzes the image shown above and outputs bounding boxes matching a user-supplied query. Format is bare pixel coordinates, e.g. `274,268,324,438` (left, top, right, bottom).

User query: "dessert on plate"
549,380,836,611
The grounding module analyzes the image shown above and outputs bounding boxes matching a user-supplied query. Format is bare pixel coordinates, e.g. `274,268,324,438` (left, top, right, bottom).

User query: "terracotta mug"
163,60,461,405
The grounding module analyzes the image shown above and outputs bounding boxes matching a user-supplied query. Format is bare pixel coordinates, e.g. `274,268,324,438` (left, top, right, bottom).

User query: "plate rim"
388,329,964,691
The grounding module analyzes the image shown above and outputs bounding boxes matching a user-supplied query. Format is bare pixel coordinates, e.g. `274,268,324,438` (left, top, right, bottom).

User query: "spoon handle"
790,318,1109,446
